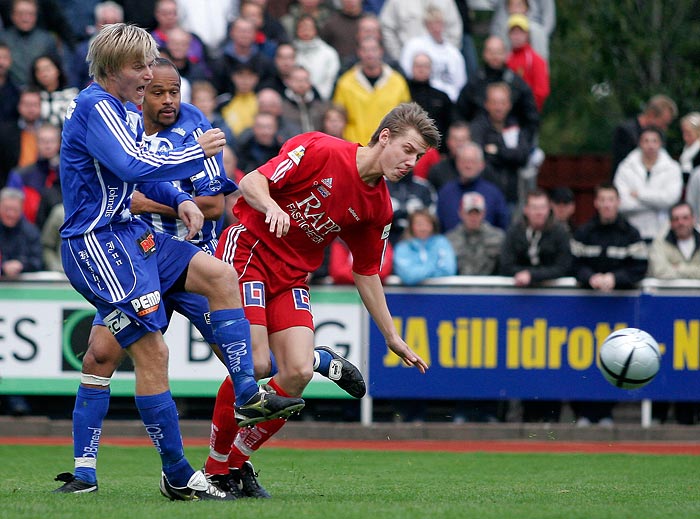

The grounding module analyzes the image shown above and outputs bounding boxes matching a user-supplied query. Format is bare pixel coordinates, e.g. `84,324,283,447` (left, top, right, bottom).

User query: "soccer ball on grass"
598,328,660,389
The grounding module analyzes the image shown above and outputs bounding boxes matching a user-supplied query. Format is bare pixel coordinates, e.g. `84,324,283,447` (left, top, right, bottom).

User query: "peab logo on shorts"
130,290,161,316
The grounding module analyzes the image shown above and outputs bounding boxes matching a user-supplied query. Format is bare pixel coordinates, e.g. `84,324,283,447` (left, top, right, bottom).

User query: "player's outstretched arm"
352,271,428,373
239,170,290,238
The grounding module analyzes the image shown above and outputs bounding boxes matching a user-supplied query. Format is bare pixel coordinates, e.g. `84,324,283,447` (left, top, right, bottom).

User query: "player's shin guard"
205,377,240,476
135,391,194,487
72,384,110,484
228,378,290,469
209,308,258,405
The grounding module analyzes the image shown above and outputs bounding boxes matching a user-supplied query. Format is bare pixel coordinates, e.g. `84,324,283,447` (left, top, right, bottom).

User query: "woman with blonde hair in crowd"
679,112,700,186
393,208,457,285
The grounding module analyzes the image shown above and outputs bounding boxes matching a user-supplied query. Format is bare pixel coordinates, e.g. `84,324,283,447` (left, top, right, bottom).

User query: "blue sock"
135,391,193,488
314,348,333,377
269,352,278,377
210,308,258,405
72,385,110,484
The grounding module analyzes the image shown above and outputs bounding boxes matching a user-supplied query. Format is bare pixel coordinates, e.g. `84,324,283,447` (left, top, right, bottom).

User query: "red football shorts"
216,224,314,333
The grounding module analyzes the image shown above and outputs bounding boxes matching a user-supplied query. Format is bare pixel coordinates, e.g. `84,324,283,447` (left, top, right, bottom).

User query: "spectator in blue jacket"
393,208,457,285
437,142,510,232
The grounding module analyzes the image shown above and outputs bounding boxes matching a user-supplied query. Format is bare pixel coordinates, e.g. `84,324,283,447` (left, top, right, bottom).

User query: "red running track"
1,437,698,455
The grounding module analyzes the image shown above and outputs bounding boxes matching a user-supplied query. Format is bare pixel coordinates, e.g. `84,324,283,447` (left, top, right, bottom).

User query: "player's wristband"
173,192,194,211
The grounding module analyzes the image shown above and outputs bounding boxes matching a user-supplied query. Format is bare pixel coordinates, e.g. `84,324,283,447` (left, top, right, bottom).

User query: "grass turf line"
1,445,699,519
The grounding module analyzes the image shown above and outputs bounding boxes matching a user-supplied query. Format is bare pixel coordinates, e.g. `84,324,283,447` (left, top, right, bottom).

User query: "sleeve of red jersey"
341,220,393,276
256,133,323,189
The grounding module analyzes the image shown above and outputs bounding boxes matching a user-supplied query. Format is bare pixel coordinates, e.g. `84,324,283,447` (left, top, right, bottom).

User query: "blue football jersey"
59,83,208,239
137,103,237,246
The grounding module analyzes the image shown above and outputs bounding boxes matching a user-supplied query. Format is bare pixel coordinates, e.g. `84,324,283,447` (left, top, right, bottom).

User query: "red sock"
205,377,240,475
228,377,289,470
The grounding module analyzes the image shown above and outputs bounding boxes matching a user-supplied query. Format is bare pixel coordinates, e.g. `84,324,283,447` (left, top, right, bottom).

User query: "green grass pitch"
1,444,699,519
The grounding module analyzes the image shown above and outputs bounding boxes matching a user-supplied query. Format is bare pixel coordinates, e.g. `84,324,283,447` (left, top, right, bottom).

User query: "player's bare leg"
185,253,304,425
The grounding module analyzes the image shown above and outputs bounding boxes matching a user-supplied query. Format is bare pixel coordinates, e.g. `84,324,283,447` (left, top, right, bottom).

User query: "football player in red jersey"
204,102,440,497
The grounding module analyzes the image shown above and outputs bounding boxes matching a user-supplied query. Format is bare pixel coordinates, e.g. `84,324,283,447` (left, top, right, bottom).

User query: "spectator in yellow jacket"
332,37,410,144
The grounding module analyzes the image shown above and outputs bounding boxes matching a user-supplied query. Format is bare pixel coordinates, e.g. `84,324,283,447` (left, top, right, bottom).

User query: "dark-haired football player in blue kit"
53,25,304,500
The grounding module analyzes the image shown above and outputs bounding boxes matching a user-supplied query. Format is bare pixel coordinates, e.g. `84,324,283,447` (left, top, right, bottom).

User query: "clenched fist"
197,128,226,158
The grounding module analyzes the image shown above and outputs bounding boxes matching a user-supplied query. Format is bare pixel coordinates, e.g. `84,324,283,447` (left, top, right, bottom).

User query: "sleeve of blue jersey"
185,105,238,197
137,181,193,211
87,98,205,183
198,149,238,197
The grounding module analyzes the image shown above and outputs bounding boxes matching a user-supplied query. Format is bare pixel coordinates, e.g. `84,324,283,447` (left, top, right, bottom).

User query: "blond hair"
645,94,678,120
87,23,159,83
681,112,700,134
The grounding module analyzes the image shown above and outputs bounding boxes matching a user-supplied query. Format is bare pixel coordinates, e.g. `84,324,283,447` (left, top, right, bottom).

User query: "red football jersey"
233,132,393,274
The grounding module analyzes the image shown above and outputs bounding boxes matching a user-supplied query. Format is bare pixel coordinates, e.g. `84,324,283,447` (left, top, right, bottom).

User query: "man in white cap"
446,191,505,276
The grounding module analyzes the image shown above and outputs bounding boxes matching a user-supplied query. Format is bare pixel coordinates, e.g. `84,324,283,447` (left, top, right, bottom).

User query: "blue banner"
369,288,700,401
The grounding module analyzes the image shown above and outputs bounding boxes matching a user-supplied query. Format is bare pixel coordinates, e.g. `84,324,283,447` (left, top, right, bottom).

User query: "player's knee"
287,365,313,389
85,347,120,368
85,331,123,375
209,261,239,290
254,358,272,380
195,260,239,303
128,334,169,370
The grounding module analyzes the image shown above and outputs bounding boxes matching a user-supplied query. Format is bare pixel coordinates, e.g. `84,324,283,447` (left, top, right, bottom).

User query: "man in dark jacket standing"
407,52,453,152
455,35,538,136
0,187,43,278
499,188,571,286
571,184,648,291
499,187,571,423
569,183,648,427
470,82,533,206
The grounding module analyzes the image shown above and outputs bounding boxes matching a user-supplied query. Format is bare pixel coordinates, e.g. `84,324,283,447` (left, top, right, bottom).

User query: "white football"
598,328,661,389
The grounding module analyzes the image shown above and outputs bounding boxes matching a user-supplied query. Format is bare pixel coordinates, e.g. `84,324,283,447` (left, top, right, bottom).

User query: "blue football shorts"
91,234,217,345
62,219,199,348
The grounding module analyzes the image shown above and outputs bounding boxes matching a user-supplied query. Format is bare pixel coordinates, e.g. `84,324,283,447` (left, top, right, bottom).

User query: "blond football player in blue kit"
54,24,303,500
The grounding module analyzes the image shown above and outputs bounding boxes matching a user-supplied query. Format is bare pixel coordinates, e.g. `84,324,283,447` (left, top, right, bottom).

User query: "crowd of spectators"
0,0,698,426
